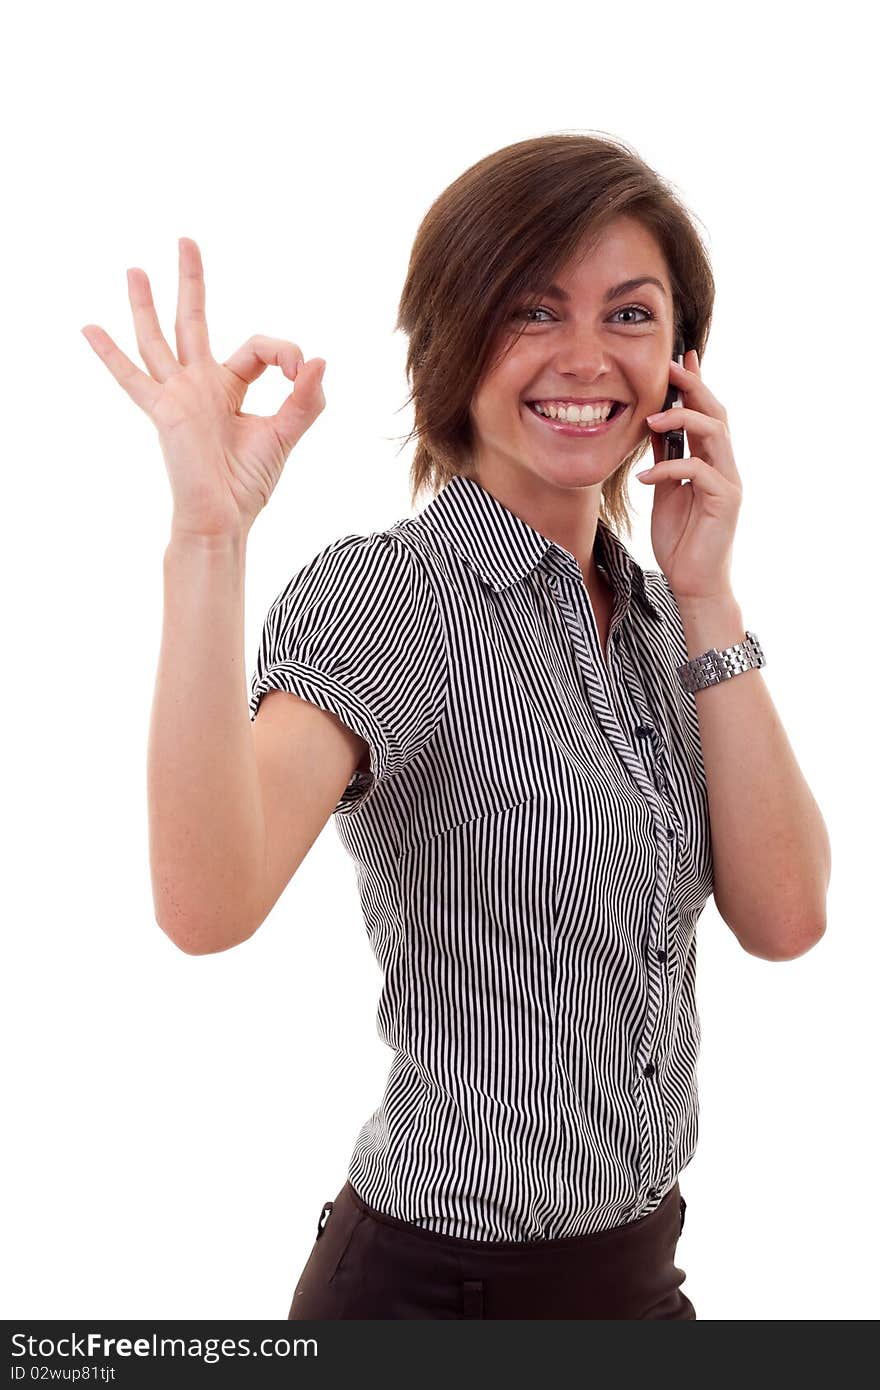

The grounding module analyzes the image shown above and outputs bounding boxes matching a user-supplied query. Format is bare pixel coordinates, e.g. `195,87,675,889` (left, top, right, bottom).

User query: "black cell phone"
662,333,687,461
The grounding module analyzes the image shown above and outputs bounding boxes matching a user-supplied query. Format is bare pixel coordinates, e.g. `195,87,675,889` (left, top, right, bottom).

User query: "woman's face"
468,214,676,498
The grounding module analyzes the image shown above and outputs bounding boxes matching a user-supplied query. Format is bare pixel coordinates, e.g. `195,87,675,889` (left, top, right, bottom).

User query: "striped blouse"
249,473,714,1241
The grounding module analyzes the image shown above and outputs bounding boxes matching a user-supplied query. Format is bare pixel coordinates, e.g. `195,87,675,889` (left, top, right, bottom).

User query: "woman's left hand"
636,349,742,602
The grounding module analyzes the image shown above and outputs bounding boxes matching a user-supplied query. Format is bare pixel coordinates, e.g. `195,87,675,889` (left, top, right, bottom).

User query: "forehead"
550,217,669,291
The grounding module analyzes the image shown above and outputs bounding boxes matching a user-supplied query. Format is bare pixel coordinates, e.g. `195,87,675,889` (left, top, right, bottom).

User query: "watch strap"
676,630,766,693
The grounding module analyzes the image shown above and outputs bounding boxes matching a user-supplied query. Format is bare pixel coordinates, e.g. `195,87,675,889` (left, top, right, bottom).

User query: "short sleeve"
249,532,448,814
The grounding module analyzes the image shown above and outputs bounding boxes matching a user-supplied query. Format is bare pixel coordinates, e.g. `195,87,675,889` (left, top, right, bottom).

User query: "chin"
530,460,620,492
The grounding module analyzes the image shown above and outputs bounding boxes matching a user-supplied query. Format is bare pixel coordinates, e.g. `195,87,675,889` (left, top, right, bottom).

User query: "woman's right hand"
82,237,326,539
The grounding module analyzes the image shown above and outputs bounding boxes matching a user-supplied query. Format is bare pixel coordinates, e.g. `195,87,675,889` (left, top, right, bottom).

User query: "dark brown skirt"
288,1178,696,1320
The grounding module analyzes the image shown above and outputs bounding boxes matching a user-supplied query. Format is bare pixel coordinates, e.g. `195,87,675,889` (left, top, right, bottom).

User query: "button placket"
635,723,679,852
548,562,674,1192
552,563,621,678
634,720,660,783
545,570,655,784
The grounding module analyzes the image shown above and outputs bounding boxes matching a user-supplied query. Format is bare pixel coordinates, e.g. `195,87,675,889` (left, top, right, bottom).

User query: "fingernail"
646,412,663,422
636,467,654,477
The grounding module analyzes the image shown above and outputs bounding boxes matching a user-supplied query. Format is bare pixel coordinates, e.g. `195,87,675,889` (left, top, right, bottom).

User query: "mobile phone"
662,333,687,462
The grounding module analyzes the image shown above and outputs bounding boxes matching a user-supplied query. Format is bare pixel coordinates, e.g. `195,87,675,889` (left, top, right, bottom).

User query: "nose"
550,326,611,380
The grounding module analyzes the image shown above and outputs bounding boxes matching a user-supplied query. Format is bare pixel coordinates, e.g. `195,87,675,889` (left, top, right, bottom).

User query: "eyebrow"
538,276,669,303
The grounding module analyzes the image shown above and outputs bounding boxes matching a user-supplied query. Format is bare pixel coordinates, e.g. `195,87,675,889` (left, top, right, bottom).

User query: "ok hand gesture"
82,238,326,539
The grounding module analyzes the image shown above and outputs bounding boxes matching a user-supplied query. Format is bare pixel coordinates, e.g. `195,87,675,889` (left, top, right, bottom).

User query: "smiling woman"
465,211,684,524
393,131,716,538
252,133,728,1321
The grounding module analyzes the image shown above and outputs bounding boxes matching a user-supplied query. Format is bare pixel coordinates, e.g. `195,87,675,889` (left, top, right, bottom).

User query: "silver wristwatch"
676,630,766,693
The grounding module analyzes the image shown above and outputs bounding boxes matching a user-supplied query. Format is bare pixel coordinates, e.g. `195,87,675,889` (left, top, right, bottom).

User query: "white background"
3,0,877,1322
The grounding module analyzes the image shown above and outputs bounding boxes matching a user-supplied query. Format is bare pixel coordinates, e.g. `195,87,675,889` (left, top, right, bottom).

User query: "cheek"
473,388,519,426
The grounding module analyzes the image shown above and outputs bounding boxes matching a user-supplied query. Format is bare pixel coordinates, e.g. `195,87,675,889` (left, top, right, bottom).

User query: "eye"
514,306,554,323
512,303,655,324
612,304,654,324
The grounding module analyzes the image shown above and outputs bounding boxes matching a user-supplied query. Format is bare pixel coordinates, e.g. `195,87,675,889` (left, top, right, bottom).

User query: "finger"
175,237,212,364
646,412,739,485
223,335,305,387
636,456,730,500
670,349,701,377
126,267,179,381
648,427,665,469
81,323,162,415
271,357,326,452
647,408,729,436
669,357,726,419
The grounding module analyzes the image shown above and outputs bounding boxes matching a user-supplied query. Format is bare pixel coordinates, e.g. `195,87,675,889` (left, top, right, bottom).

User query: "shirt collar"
416,473,664,621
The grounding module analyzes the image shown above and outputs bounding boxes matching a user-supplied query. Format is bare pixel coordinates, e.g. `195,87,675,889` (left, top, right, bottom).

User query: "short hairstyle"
394,131,716,538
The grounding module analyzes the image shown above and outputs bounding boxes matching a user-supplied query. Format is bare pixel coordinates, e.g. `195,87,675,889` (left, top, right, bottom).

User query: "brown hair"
393,131,715,539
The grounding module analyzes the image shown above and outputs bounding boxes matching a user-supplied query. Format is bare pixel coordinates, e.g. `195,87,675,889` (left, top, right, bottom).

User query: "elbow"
741,917,827,962
776,919,827,961
155,917,208,955
155,916,254,956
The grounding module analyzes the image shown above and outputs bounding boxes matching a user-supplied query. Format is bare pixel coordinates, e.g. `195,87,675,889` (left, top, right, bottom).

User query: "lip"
524,400,629,438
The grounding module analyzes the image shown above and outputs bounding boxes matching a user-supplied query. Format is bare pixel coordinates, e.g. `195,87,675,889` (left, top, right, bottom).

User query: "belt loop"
316,1200,334,1239
462,1279,484,1319
679,1195,687,1234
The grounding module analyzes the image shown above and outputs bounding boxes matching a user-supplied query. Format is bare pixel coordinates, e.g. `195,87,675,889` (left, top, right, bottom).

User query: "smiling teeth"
533,401,615,423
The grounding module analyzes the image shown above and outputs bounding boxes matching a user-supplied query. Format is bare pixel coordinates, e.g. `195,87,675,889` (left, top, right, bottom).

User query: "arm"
148,529,267,954
83,236,341,954
678,592,831,961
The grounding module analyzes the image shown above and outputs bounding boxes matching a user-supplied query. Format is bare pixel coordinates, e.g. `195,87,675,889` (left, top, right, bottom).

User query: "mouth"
524,400,629,437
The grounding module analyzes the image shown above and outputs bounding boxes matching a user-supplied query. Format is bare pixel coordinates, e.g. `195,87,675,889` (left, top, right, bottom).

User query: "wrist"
673,587,739,615
675,592,746,661
166,526,250,557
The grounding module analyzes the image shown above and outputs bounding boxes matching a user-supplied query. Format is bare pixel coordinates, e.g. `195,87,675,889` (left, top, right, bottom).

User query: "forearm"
676,592,831,960
148,530,266,954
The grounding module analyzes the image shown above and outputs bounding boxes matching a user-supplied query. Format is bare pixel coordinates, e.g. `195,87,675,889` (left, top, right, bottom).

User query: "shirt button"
644,1062,656,1078
647,1187,659,1200
656,949,667,963
666,827,675,841
635,723,653,738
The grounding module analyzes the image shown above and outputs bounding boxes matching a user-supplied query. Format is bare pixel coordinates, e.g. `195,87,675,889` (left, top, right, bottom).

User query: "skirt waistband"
342,1178,682,1254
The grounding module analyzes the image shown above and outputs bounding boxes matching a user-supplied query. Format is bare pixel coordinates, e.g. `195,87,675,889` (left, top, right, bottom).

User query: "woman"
82,132,831,1319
